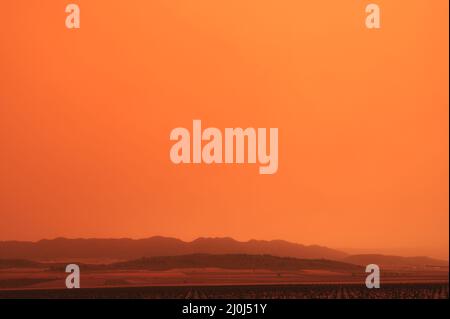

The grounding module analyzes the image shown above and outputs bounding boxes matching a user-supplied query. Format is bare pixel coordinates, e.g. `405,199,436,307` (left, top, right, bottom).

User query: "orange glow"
0,0,448,259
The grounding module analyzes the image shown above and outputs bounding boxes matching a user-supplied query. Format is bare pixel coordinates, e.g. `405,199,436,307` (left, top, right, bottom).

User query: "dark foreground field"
0,283,448,299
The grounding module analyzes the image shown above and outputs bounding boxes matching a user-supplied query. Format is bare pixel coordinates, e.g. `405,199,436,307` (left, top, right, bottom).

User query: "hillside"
107,254,362,272
343,254,449,268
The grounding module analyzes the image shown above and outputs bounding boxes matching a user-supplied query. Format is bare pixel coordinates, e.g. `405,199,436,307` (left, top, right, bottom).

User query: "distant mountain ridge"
0,237,447,268
0,236,347,261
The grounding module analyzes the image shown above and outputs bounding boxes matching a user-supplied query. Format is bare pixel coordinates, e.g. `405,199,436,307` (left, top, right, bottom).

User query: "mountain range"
0,236,346,260
107,254,363,272
0,236,447,268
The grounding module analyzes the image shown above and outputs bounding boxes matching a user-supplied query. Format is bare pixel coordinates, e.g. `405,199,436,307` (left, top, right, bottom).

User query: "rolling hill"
0,254,363,273
343,254,449,268
106,254,363,272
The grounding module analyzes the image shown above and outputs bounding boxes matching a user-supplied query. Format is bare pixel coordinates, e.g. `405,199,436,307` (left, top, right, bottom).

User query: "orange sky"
0,1,448,259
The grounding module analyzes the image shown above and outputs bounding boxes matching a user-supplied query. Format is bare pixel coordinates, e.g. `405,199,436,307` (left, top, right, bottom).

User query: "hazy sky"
0,1,448,259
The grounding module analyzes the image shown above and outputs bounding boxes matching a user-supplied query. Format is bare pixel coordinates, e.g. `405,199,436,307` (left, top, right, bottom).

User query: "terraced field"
0,283,448,299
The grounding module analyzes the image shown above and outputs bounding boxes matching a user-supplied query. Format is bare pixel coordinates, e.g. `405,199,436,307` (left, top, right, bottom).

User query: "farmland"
0,282,447,299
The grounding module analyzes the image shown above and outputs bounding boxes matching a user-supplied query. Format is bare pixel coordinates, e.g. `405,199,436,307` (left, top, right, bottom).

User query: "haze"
0,1,448,259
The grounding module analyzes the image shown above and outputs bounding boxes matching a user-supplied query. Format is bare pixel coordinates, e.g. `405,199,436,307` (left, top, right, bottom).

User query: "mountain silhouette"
0,236,347,261
1,237,446,268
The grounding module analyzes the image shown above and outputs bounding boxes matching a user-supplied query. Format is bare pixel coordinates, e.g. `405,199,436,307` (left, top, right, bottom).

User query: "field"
0,266,448,289
0,282,448,299
1,254,447,299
